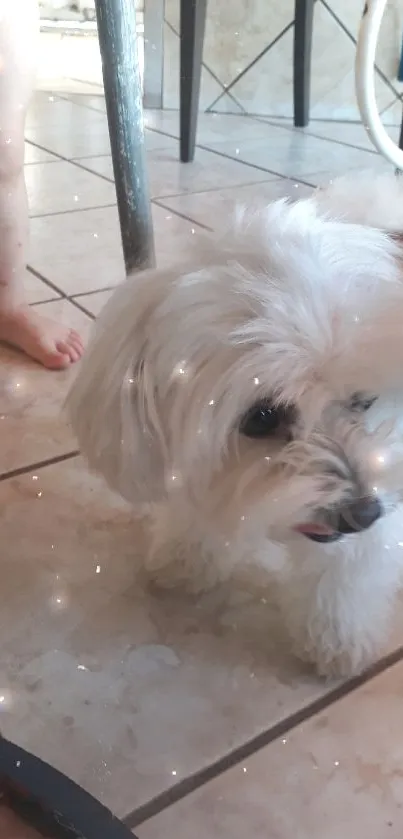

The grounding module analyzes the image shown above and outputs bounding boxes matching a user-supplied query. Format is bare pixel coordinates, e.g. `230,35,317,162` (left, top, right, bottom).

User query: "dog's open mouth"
294,523,342,543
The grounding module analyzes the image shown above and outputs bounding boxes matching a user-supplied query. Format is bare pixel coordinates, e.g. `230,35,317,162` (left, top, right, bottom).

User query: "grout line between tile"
0,450,80,484
123,643,403,829
194,143,317,188
68,296,96,319
24,138,71,164
57,92,107,115
30,202,117,220
71,284,116,299
27,266,68,300
30,296,61,306
68,77,104,93
72,148,292,202
380,97,401,120
255,118,380,156
153,174,299,200
151,199,213,230
26,119,317,192
142,126,318,187
25,157,61,167
68,157,115,184
145,118,374,164
70,151,113,161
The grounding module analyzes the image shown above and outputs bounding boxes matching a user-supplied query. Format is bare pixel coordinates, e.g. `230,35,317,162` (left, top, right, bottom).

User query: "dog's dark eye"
350,393,377,412
240,402,289,438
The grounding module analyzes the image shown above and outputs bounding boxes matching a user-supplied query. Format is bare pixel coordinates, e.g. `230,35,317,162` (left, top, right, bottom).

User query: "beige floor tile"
35,77,104,96
26,161,116,217
160,179,314,231
26,94,75,130
80,145,279,200
266,117,399,153
143,131,179,153
63,92,107,113
140,663,403,839
206,128,391,185
37,31,104,93
25,109,111,159
144,109,180,137
73,288,115,317
302,121,399,152
25,269,60,304
75,155,122,181
29,204,205,296
0,454,346,818
25,142,59,165
381,99,403,126
24,98,172,160
75,137,178,183
0,299,92,474
143,110,285,145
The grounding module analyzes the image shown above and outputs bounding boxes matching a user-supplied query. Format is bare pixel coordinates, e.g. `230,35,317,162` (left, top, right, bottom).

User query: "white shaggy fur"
67,171,403,677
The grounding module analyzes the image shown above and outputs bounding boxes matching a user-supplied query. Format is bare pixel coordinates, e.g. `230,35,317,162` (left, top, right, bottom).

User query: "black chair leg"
95,0,155,273
399,109,403,152
395,108,403,175
293,0,315,127
180,0,207,163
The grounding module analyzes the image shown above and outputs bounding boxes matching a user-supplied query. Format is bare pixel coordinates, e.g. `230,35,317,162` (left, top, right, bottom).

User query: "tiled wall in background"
37,0,403,123
162,0,403,122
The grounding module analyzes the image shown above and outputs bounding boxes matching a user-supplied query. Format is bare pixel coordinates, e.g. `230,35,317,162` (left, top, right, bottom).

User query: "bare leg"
0,1,84,369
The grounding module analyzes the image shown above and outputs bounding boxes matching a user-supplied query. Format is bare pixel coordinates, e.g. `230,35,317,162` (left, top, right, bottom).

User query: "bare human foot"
0,305,84,369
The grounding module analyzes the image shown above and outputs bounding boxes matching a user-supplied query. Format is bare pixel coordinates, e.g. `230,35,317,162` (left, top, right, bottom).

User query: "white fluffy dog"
67,171,403,678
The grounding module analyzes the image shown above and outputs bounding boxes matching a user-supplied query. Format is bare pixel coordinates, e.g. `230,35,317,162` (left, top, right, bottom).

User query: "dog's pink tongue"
294,523,335,536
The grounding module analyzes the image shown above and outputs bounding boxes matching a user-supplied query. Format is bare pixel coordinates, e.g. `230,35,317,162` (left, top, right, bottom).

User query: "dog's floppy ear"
66,270,171,506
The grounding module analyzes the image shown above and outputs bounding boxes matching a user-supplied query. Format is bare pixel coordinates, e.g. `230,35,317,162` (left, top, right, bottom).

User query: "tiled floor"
3,91,403,836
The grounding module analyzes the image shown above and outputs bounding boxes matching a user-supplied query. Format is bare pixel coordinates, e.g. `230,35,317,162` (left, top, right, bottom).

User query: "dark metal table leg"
95,0,155,273
293,0,314,127
180,0,207,162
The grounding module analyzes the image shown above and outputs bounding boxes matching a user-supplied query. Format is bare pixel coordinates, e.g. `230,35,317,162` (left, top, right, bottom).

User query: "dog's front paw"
292,636,378,678
145,543,224,593
280,561,393,679
289,615,385,678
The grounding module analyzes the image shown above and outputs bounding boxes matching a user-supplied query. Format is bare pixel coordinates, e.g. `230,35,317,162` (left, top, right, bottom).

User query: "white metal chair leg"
355,0,403,171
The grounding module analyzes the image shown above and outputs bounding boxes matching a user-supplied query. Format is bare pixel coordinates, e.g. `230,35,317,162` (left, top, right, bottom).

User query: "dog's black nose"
337,496,383,535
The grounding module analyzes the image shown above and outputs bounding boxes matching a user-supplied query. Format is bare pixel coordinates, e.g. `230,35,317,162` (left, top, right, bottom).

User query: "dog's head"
67,183,403,546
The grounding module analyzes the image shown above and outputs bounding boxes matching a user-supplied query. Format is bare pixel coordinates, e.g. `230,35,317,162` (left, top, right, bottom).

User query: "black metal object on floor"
180,0,208,162
0,736,136,838
178,0,316,162
293,0,315,127
399,108,403,154
95,0,155,273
